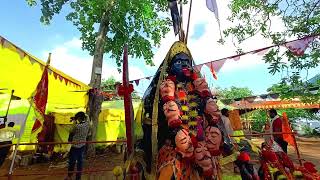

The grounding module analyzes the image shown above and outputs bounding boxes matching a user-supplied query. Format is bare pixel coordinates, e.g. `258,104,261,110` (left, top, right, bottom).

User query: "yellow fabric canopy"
0,36,90,108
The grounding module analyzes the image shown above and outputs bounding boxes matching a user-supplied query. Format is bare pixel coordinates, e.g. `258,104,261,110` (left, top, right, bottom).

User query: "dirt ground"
1,137,319,180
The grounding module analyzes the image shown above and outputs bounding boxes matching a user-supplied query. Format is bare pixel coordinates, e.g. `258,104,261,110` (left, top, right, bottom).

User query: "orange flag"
282,112,295,146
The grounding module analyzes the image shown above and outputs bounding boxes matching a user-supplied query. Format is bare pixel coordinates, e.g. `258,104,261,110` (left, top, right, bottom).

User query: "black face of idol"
170,53,192,81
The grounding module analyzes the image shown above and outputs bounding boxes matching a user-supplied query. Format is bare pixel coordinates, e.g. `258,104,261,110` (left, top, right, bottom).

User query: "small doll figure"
204,98,221,125
160,79,176,103
193,78,210,98
205,126,223,156
235,151,260,180
163,101,182,128
194,141,217,178
175,128,194,159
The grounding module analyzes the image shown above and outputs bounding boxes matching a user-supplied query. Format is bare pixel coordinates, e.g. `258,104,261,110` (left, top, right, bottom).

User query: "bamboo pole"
185,0,193,44
8,102,32,180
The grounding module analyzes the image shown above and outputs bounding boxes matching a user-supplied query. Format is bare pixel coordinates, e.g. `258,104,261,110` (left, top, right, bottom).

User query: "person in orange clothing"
268,109,288,153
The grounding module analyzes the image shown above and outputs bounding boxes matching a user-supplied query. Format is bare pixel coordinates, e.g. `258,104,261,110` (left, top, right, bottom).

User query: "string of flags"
0,36,84,89
126,34,318,86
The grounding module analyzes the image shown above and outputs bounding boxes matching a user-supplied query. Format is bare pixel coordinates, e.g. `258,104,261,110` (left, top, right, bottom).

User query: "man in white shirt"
0,122,18,167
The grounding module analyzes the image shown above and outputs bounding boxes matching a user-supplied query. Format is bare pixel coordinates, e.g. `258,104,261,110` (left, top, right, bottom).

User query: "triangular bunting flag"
40,64,44,71
3,40,10,49
254,48,269,55
64,78,69,85
58,75,63,82
29,57,36,65
53,72,58,79
0,36,4,47
16,48,26,60
284,36,316,56
146,76,151,80
205,62,218,80
134,80,140,86
194,64,204,72
205,59,226,74
232,56,240,61
48,69,52,75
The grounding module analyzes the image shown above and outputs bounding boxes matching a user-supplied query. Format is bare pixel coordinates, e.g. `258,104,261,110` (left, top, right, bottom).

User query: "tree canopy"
218,86,253,100
27,0,170,66
224,0,320,102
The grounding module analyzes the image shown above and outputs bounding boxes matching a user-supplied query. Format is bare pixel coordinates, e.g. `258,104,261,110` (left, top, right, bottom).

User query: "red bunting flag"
284,36,315,56
31,61,49,134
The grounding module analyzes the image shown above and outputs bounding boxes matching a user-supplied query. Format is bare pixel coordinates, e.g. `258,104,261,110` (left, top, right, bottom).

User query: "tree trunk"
87,11,110,156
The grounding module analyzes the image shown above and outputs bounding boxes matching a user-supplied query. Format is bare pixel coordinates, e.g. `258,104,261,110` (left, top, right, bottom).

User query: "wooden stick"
0,140,127,148
229,132,297,137
185,0,193,44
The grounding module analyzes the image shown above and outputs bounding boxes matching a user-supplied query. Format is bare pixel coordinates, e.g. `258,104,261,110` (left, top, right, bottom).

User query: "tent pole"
3,90,14,123
8,102,32,179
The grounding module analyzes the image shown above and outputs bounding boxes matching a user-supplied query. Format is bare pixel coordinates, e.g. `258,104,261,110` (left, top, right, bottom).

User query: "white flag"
206,0,219,20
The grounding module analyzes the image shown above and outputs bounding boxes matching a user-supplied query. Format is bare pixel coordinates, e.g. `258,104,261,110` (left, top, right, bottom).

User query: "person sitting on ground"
65,112,90,180
267,109,288,153
0,122,18,167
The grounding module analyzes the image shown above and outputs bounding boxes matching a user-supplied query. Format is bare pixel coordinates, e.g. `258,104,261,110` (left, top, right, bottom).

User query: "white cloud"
42,38,145,84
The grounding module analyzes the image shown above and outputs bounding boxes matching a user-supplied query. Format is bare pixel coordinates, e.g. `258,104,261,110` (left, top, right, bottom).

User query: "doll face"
170,53,192,81
163,101,180,120
160,79,175,98
205,126,222,152
205,98,219,113
175,129,194,158
193,78,209,93
195,141,213,173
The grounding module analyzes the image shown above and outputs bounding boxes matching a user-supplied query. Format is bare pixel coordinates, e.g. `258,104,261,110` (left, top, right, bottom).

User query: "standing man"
0,122,18,167
221,108,234,138
65,112,90,180
268,109,288,153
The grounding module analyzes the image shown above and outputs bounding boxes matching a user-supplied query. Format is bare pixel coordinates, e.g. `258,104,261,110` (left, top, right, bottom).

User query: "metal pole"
3,90,14,123
8,102,32,179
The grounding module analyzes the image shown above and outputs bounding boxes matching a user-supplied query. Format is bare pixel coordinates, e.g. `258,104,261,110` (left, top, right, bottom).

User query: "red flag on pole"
282,112,295,146
31,55,50,134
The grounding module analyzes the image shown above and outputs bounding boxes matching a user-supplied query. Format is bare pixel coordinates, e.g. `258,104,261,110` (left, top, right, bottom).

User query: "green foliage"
218,86,253,104
101,77,141,99
249,108,320,132
101,76,117,92
27,0,170,66
302,125,320,137
224,0,320,102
